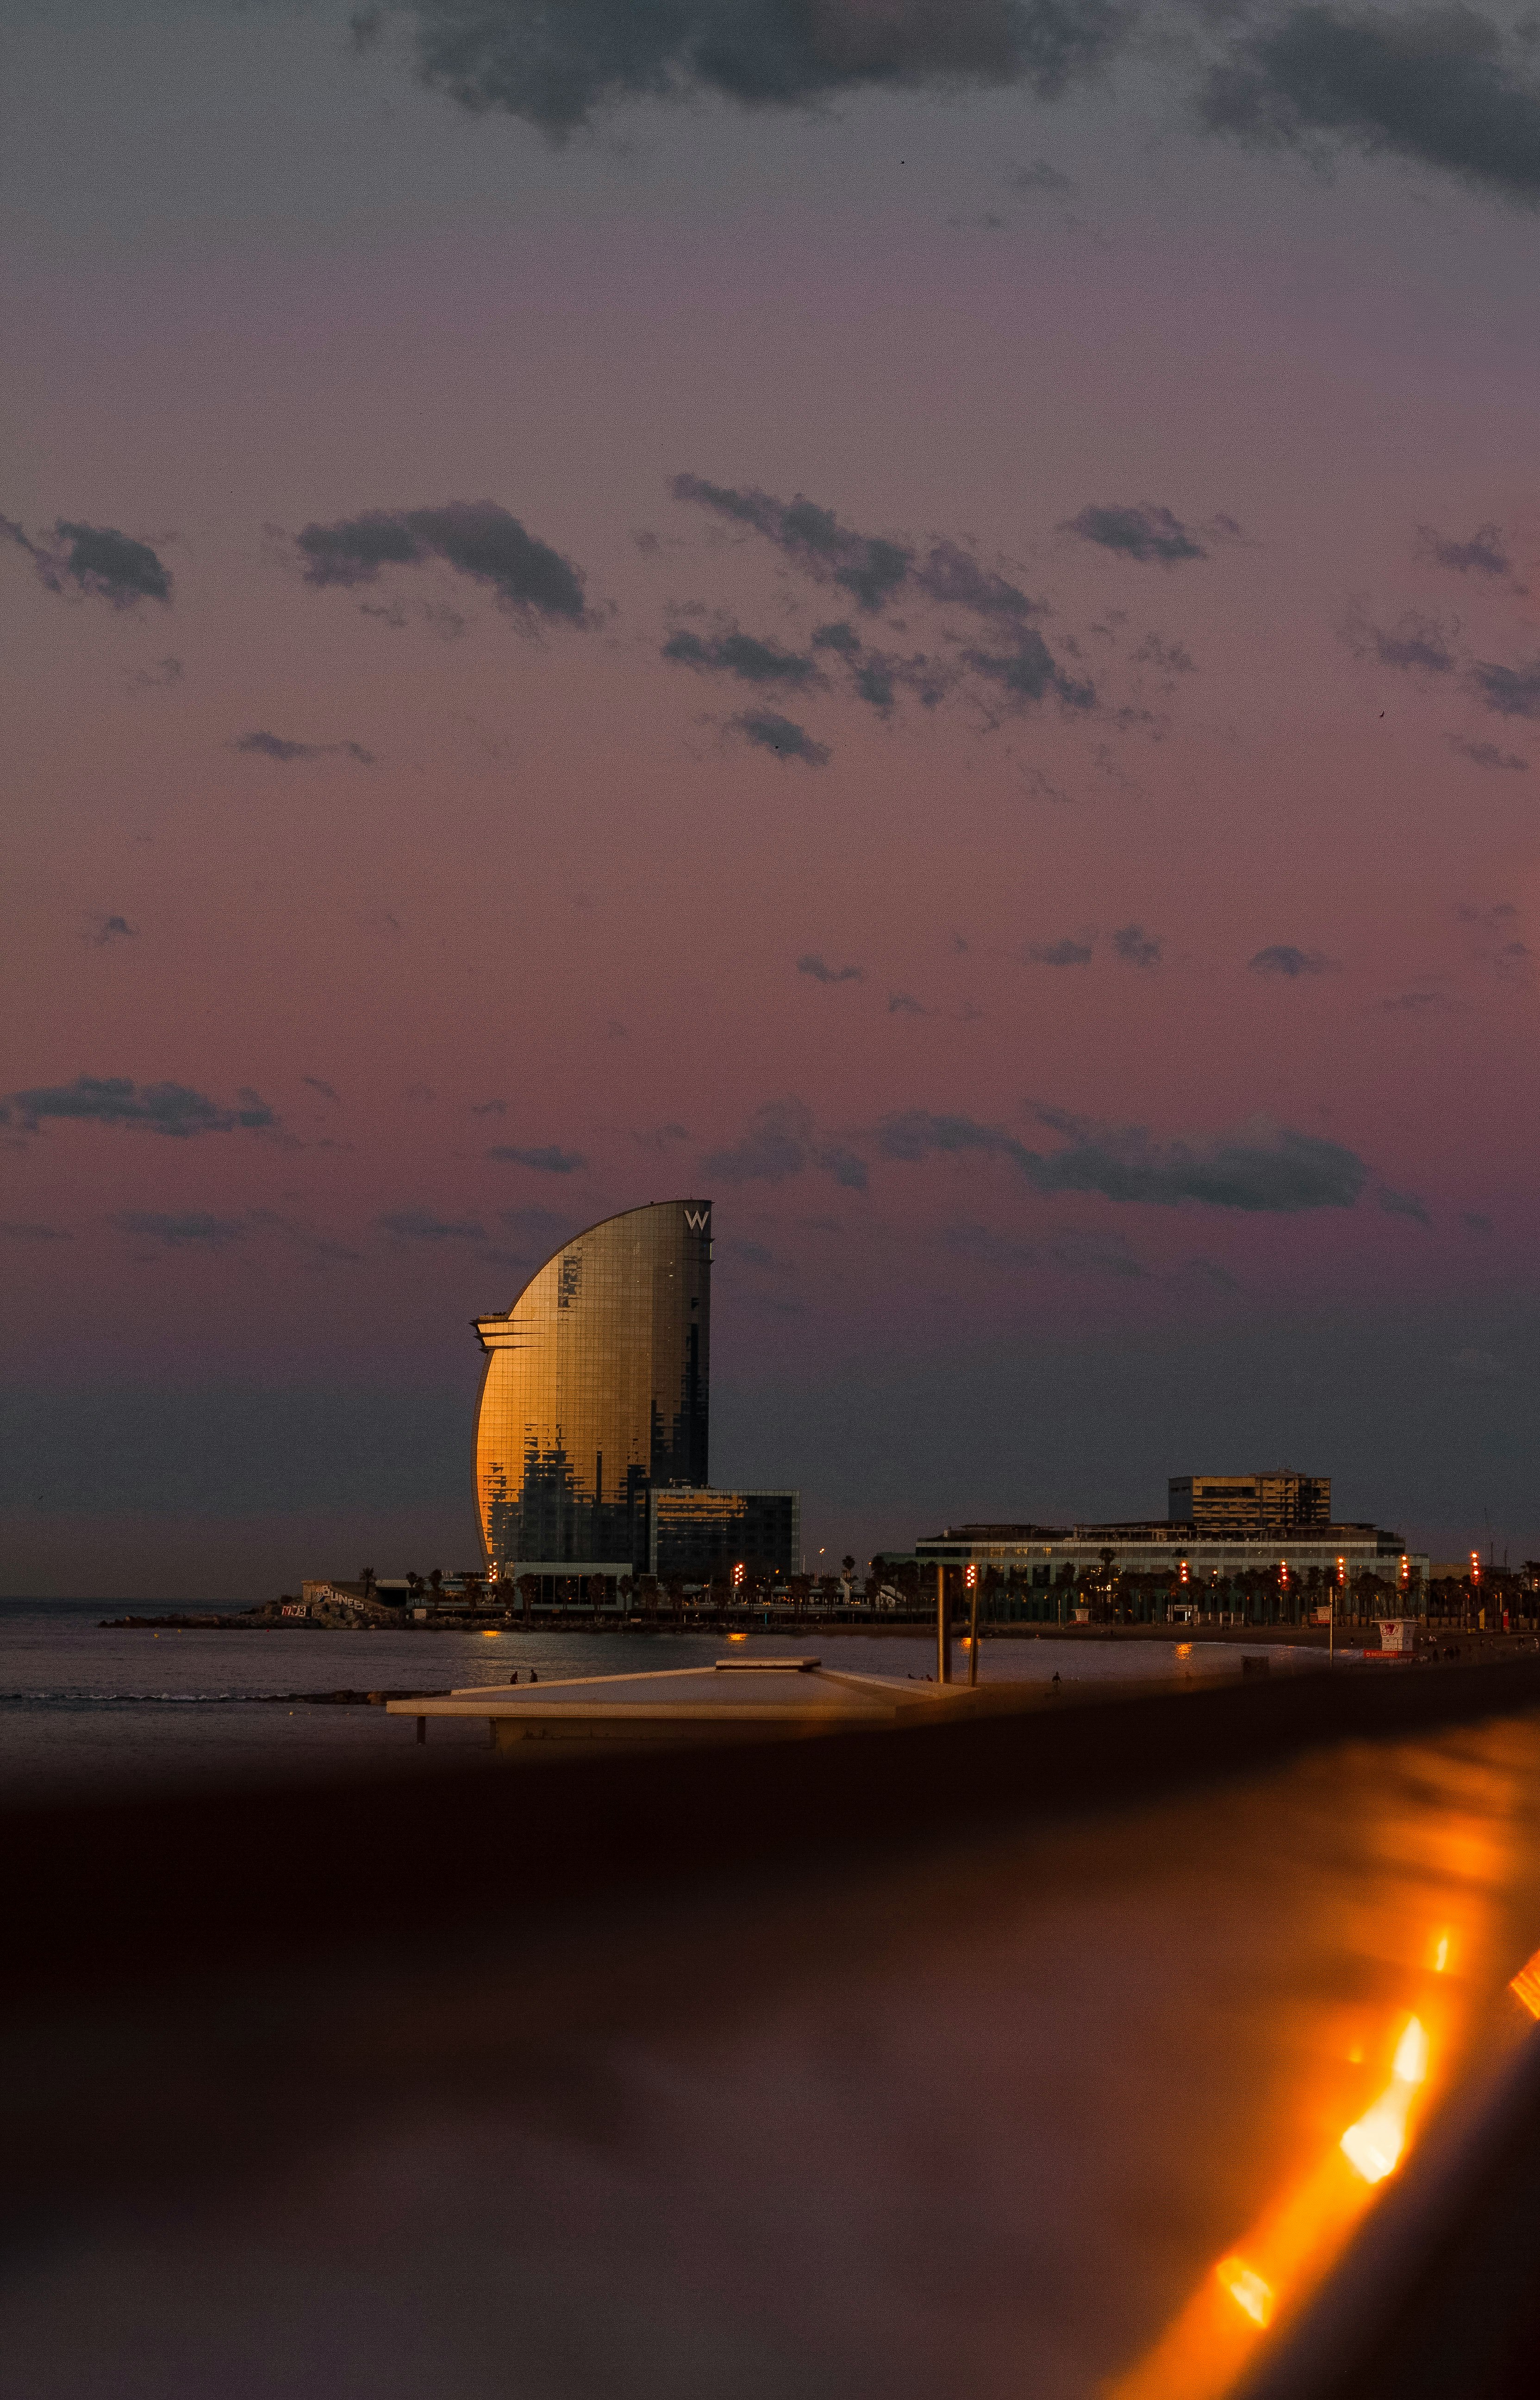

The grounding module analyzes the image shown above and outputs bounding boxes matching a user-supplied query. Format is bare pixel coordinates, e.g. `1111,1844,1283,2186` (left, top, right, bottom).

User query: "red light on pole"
1178,1558,1189,1584
1471,1550,1482,1584
732,1562,744,1588
1400,1554,1409,1587
1337,1556,1346,1587
965,1563,978,1590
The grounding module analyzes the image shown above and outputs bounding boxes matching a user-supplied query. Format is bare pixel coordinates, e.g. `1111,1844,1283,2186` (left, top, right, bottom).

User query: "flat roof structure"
387,1658,983,1750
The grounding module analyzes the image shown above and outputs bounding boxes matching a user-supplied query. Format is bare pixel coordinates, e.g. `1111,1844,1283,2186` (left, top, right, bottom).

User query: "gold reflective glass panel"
474,1200,711,1572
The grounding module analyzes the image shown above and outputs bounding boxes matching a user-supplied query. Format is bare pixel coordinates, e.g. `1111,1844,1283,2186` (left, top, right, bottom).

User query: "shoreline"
96,1612,1533,1659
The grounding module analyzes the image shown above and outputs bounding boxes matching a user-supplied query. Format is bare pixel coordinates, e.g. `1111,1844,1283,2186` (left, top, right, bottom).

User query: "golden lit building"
474,1200,712,1577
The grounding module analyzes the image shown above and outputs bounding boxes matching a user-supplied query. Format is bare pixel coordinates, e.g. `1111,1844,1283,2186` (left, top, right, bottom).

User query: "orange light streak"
1216,2258,1273,2327
1339,2015,1428,2184
1510,1945,1540,2019
1108,2006,1442,2400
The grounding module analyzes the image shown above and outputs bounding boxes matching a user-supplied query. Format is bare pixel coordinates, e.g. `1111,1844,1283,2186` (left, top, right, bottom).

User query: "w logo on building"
684,1206,711,1232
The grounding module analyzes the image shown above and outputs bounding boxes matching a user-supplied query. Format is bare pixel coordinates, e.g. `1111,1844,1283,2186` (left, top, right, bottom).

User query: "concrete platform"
387,1656,982,1748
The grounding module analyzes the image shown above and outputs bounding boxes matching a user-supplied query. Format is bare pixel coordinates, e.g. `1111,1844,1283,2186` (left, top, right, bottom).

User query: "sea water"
0,1595,1328,1802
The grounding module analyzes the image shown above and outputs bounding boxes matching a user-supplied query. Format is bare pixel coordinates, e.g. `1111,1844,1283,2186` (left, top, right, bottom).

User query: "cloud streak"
112,1211,245,1248
731,709,830,764
1202,6,1540,205
672,472,1097,720
4,513,173,607
798,953,864,983
3,1076,276,1138
663,624,821,686
1250,943,1334,977
292,500,588,626
487,1142,588,1172
393,0,1126,137
876,1106,1368,1212
700,1100,867,1190
233,731,376,764
1063,502,1207,565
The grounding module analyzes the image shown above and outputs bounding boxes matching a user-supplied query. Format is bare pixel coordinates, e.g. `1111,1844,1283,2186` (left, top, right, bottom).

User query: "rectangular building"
1168,1472,1330,1535
647,1486,800,1581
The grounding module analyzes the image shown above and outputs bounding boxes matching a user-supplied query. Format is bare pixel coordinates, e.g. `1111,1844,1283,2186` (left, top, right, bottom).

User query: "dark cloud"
731,710,830,764
1448,733,1528,770
876,1106,1368,1211
0,1220,73,1242
1026,935,1094,965
1111,922,1162,967
888,991,934,1015
233,731,376,763
964,628,1096,712
633,1122,690,1150
674,474,912,610
1416,519,1511,576
1249,943,1334,977
1378,1185,1432,1225
1457,897,1530,978
674,475,1040,623
662,625,821,685
89,915,137,947
1010,157,1075,193
4,513,173,608
699,1100,867,1190
243,1207,362,1266
1064,503,1205,565
126,656,183,690
487,1142,588,1172
1341,603,1459,675
293,501,588,626
909,538,1038,620
673,475,1087,715
723,1235,779,1269
816,625,954,714
1202,6,1540,204
1132,631,1197,678
1462,1210,1493,1232
469,1097,507,1115
376,1208,488,1241
798,953,864,983
1468,656,1540,716
3,1076,276,1138
302,1076,341,1103
397,0,1125,138
112,1211,243,1248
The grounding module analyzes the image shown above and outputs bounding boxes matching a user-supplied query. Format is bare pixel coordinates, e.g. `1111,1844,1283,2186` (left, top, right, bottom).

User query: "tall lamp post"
936,1561,952,1683
965,1562,980,1687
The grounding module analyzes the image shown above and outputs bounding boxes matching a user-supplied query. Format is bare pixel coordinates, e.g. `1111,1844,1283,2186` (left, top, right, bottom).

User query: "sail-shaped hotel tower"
473,1200,714,1579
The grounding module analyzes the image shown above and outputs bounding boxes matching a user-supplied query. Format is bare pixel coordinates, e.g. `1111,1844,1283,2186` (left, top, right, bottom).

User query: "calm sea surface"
0,1597,1330,1802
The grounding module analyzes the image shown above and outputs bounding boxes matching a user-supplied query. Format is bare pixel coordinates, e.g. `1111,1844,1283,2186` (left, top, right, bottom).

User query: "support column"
936,1562,952,1683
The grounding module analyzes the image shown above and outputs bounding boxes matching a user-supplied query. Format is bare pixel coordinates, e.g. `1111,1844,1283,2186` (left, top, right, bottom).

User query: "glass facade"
648,1487,800,1581
474,1200,711,1575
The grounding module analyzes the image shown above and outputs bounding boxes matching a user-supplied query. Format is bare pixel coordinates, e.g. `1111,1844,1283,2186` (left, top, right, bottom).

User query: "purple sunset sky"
4,0,1539,1595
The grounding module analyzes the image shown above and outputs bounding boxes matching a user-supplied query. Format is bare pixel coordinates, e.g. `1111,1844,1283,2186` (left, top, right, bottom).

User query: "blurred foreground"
6,1662,1540,2397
